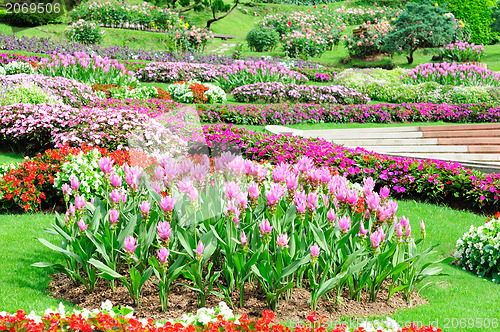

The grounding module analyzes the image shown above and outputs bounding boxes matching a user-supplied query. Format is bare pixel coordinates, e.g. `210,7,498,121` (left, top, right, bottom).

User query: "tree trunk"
407,47,416,64
206,0,239,29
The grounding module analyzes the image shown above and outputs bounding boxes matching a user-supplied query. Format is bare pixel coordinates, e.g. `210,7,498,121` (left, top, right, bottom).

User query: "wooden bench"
213,34,236,40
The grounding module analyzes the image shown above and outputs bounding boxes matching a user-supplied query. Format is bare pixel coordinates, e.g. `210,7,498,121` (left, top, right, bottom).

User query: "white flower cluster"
175,302,237,326
167,80,226,104
454,216,500,282
4,61,34,75
54,149,125,201
0,66,5,75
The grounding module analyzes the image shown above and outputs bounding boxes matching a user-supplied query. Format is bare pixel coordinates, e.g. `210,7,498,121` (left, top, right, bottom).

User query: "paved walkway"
265,123,500,173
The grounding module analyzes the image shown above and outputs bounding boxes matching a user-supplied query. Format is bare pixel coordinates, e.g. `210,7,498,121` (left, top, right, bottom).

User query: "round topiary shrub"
245,25,279,52
64,19,104,45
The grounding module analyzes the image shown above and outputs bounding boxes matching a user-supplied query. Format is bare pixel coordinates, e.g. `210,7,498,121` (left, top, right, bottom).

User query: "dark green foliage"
246,25,279,52
383,1,456,64
437,0,496,44
4,0,65,27
492,0,500,33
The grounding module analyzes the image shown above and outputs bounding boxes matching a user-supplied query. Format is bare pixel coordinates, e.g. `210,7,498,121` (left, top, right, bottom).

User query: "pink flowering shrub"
344,20,392,59
0,74,97,107
0,103,182,154
231,82,369,104
198,102,500,126
334,5,401,25
202,124,500,213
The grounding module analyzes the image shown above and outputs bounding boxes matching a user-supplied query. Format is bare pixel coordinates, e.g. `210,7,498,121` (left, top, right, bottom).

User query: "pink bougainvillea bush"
0,74,97,107
231,82,370,104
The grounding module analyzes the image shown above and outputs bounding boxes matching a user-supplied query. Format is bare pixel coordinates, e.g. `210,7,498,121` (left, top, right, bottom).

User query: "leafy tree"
492,0,500,33
149,0,238,29
383,1,456,64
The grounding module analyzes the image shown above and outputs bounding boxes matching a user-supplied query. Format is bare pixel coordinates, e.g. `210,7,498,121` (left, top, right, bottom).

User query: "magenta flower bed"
198,102,500,126
231,82,369,105
201,124,500,212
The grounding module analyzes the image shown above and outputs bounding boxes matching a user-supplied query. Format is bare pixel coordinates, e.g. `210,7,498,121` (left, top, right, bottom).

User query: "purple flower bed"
231,82,369,104
201,124,500,213
0,34,320,67
199,102,500,125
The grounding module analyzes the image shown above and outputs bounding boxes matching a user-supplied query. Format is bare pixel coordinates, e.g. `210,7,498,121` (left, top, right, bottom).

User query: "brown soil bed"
50,273,427,323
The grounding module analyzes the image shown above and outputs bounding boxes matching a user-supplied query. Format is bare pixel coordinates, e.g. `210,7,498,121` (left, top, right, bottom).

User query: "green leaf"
88,258,123,279
38,238,83,265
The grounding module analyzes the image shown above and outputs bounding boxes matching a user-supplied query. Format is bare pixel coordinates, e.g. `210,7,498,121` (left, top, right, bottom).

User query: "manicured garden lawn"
2,196,497,331
0,213,76,313
0,152,24,164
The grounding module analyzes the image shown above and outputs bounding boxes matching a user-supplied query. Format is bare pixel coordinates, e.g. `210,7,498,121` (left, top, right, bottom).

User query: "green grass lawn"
0,152,24,164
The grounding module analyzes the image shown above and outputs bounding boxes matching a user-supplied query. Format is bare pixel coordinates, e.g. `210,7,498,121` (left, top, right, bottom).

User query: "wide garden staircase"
265,123,500,173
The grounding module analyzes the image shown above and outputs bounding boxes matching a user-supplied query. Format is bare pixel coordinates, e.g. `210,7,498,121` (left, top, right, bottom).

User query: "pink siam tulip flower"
124,165,143,192
396,224,404,241
259,219,273,239
272,163,289,183
307,192,319,211
277,233,290,248
266,183,285,207
99,157,114,174
327,208,336,225
124,236,138,253
420,220,425,232
365,193,381,211
358,222,368,238
74,195,86,210
241,231,248,246
70,175,80,192
248,182,260,201
178,178,194,194
225,181,240,199
154,166,165,182
379,186,390,200
109,208,119,224
285,173,299,191
157,221,172,242
406,224,412,239
338,215,351,233
62,184,71,196
68,203,76,216
399,216,410,228
160,196,176,212
363,177,376,196
296,156,314,173
370,230,383,249
346,190,359,206
121,192,127,203
194,240,205,261
310,243,320,257
151,181,163,195
78,219,88,232
296,201,307,214
385,200,398,216
158,247,170,264
236,192,248,209
109,173,122,188
319,167,332,184
187,187,199,201
109,189,121,204
139,201,151,217
336,188,348,202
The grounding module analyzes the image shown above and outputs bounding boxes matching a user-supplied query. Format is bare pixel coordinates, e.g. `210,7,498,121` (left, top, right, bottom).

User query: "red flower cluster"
0,145,130,211
0,309,443,332
190,83,209,104
91,84,172,100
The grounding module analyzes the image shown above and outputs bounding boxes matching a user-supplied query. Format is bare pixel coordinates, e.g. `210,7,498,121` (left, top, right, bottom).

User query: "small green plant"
65,19,104,45
246,25,279,52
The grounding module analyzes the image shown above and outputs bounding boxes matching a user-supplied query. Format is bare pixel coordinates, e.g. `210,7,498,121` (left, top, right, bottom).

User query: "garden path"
266,123,500,173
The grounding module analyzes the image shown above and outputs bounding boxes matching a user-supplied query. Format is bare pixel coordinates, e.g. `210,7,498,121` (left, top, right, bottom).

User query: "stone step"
304,132,423,139
422,130,500,138
437,137,500,145
355,145,469,153
333,138,438,146
386,152,500,162
420,123,500,132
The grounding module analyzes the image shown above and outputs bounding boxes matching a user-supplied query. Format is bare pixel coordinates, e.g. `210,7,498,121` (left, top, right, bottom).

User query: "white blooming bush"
0,66,5,75
94,85,160,100
54,149,126,202
454,214,500,282
166,80,226,104
4,61,34,75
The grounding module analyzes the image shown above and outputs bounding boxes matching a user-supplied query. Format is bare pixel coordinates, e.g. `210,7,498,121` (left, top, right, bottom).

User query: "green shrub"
383,1,456,64
492,0,500,33
245,25,279,52
64,19,104,45
437,0,496,44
